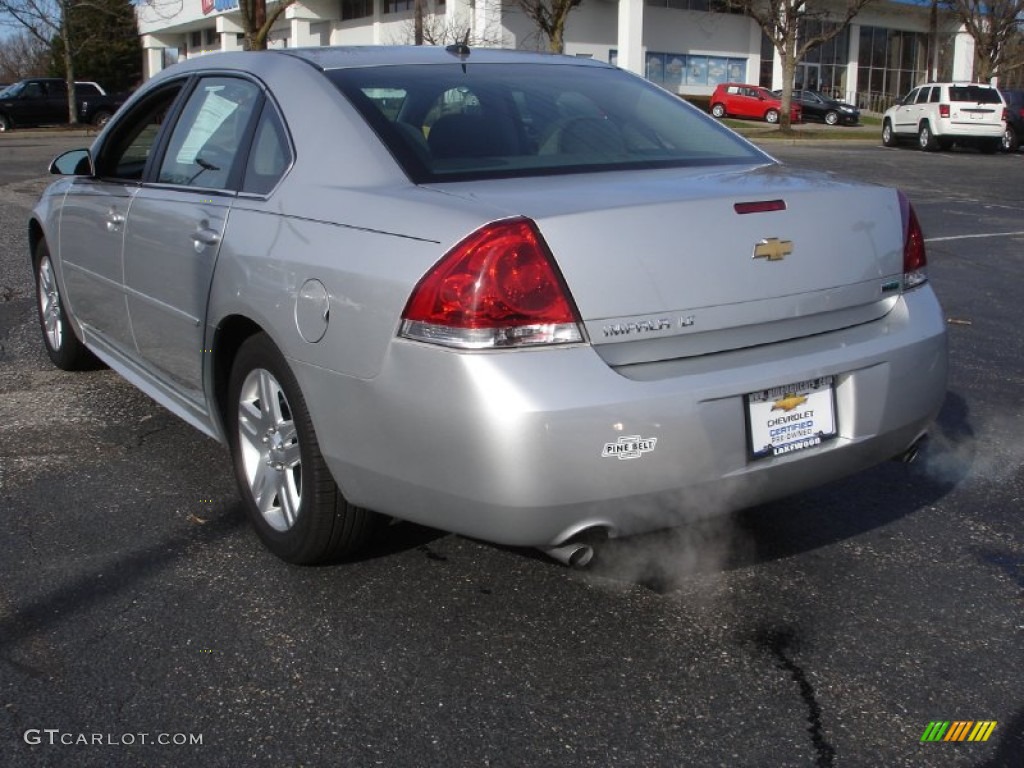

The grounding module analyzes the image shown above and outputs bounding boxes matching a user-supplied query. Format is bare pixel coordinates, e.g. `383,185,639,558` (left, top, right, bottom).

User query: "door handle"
106,209,125,232
191,225,220,252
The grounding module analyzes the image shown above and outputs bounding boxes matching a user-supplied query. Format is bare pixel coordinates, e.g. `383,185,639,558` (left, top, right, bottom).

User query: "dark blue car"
776,89,860,125
1000,89,1023,151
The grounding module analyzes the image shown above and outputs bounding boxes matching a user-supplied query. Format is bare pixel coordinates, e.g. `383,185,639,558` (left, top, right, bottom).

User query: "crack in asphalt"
136,423,173,447
757,626,836,768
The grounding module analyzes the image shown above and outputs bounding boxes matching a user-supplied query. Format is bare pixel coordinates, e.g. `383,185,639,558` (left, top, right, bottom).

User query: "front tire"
882,120,898,147
764,109,779,124
228,333,380,564
0,113,10,132
33,240,95,371
711,103,726,118
918,122,939,151
824,110,839,126
91,110,112,128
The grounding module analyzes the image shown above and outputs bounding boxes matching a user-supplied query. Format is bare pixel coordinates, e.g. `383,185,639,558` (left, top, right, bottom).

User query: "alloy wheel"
37,255,63,351
236,367,303,532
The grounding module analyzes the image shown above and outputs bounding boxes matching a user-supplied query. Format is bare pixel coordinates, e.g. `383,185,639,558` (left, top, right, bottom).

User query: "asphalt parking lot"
1,133,1022,768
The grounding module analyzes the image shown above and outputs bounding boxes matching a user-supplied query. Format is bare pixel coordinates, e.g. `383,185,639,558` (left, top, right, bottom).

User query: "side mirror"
50,149,93,176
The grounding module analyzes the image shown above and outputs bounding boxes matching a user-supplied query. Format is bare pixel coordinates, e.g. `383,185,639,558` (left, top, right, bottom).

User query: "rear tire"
33,240,96,371
711,103,725,118
764,109,779,124
228,332,381,564
1002,125,1019,152
881,121,897,147
0,113,10,132
918,122,939,151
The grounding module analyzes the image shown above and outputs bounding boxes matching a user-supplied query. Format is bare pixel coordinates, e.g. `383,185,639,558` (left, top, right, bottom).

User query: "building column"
217,16,244,52
846,24,860,105
144,47,164,80
616,0,644,76
141,33,179,79
291,18,316,46
746,20,761,84
473,0,502,45
771,48,783,90
951,27,975,81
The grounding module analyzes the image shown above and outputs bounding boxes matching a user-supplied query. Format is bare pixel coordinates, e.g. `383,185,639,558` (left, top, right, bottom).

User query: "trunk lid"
428,163,904,366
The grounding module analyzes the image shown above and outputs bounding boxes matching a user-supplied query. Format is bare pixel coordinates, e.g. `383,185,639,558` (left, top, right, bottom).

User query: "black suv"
1001,89,1023,152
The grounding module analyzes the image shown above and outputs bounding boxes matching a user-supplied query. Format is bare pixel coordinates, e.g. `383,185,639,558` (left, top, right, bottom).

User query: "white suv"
882,83,1006,153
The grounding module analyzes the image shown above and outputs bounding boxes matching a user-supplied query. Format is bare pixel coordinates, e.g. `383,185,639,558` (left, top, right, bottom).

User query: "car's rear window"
327,63,765,183
949,86,1002,104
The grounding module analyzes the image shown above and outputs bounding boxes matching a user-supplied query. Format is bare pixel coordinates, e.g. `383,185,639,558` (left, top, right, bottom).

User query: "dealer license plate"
747,377,837,460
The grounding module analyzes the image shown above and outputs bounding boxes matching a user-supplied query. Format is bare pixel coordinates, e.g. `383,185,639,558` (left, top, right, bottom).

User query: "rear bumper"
936,120,1004,138
294,286,947,548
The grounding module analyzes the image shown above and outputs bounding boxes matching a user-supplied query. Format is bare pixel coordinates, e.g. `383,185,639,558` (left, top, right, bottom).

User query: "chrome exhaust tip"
540,542,595,568
895,435,928,464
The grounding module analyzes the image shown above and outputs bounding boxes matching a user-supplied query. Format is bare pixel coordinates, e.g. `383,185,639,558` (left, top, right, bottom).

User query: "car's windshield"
2,82,25,98
329,63,766,183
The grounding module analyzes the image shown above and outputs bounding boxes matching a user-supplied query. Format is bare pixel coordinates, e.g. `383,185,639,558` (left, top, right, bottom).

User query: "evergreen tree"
50,0,142,93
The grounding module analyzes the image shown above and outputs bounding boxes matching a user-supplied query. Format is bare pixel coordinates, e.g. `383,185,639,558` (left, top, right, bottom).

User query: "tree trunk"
550,12,566,53
778,35,797,133
414,0,424,45
61,9,78,126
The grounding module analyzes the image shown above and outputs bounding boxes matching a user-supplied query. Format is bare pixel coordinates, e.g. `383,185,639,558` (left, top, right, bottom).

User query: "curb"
0,128,99,139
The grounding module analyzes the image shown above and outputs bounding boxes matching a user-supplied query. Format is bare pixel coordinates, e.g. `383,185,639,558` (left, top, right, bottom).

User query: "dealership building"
136,0,979,110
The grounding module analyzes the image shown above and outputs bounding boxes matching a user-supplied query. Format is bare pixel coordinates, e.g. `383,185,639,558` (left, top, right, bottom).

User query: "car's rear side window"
242,103,293,195
949,86,1002,104
328,63,765,183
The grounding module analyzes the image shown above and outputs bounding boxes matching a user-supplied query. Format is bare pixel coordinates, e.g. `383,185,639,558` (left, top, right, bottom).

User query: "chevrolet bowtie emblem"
753,238,793,261
772,394,808,412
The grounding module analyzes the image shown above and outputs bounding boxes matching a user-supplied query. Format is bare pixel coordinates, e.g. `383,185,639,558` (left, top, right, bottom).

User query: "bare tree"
0,0,82,122
1004,29,1024,86
945,0,1024,82
725,0,875,131
0,29,50,80
511,0,582,53
391,0,507,47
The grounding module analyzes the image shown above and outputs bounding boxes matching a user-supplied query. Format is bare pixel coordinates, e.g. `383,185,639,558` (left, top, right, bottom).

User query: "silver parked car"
31,47,947,565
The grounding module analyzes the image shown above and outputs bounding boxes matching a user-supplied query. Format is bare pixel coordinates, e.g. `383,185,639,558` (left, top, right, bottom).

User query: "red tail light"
898,190,927,290
400,218,584,349
939,104,950,118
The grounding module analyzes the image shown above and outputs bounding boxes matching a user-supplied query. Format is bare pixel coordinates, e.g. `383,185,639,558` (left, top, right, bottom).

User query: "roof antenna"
445,30,471,59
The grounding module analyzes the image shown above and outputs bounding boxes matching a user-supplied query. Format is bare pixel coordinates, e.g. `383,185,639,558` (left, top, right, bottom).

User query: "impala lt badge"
753,238,793,261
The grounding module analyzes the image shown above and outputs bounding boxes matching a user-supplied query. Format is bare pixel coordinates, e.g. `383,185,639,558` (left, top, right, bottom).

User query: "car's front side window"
157,77,263,190
94,83,185,181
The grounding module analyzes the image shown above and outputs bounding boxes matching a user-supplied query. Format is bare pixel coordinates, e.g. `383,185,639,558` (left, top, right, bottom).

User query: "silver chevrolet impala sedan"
30,46,947,565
